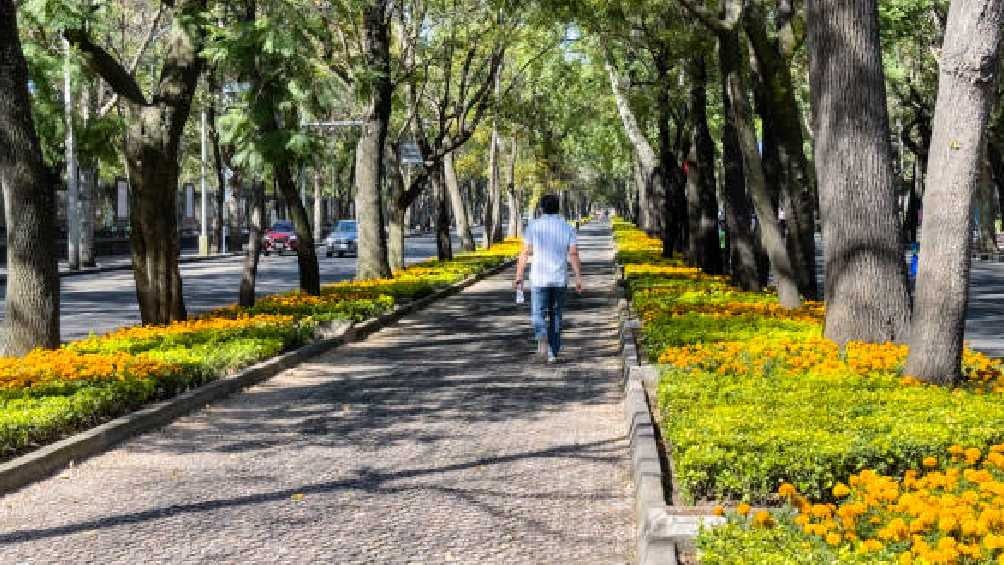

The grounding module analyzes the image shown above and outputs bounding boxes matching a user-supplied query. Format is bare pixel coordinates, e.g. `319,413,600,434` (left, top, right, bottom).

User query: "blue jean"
531,286,566,356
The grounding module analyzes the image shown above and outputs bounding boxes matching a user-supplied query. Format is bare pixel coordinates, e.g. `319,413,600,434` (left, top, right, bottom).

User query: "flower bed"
701,447,1004,563
0,241,519,459
612,219,1004,511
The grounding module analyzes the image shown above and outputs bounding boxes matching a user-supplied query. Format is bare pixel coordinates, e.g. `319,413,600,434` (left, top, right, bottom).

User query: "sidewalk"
0,223,632,564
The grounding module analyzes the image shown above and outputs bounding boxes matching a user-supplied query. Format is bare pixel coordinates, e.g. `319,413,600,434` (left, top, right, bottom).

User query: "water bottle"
516,282,525,304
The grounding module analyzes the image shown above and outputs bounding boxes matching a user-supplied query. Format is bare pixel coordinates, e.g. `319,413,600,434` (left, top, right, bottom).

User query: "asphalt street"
0,234,445,342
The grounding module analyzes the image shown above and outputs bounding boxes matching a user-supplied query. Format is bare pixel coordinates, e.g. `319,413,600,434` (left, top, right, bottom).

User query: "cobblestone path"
0,223,632,564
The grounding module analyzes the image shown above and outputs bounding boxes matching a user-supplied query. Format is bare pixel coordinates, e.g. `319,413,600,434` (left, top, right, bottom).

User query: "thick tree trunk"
354,2,392,280
239,179,264,307
719,32,760,291
275,163,320,295
431,162,452,260
687,56,723,274
0,0,60,353
386,144,407,272
726,46,801,308
746,4,820,299
125,109,188,324
906,0,1003,384
655,54,684,259
67,0,204,324
444,152,475,251
807,0,912,344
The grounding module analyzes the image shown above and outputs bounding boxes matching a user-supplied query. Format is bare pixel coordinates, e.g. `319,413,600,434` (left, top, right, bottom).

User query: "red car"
263,221,299,255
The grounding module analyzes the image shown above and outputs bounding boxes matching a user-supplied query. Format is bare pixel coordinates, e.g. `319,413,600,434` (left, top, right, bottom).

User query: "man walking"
514,194,583,363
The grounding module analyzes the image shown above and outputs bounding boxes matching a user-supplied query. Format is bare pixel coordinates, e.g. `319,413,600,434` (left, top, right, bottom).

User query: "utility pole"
64,38,79,271
199,109,209,256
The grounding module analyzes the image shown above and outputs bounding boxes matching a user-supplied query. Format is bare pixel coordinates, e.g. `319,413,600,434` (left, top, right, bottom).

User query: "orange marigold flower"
923,456,939,468
736,502,751,517
832,483,851,498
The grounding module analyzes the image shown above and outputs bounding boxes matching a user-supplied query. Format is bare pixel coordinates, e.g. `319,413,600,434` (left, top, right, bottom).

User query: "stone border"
616,269,724,565
0,259,515,496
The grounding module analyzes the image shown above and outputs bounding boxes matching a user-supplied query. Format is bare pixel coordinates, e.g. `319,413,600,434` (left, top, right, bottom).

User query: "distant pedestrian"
514,194,583,363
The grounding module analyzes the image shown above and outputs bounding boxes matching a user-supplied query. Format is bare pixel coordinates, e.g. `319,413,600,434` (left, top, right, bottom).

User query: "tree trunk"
507,135,520,238
431,162,452,260
208,95,225,253
655,53,684,259
354,2,392,280
126,109,188,324
78,167,96,267
386,144,407,272
719,32,760,291
807,0,912,344
313,168,323,243
0,0,60,353
746,4,820,299
905,0,1003,384
67,0,204,324
687,55,723,274
444,151,475,251
275,163,320,295
239,179,264,307
485,120,503,247
607,56,659,234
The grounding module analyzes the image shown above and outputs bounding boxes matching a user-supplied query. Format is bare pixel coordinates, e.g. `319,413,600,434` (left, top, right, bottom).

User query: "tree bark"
444,151,475,251
354,0,393,280
485,114,503,247
606,56,660,234
506,135,520,237
239,179,264,307
0,0,60,353
807,0,912,344
78,167,96,267
313,168,323,243
275,163,320,295
208,94,225,253
386,143,407,272
719,31,760,291
725,31,801,308
687,56,723,274
66,0,205,324
431,162,452,260
906,0,1003,384
746,3,820,299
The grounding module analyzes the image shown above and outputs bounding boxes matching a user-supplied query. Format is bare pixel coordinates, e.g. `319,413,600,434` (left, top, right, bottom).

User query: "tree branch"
65,28,148,106
675,0,736,33
97,5,165,116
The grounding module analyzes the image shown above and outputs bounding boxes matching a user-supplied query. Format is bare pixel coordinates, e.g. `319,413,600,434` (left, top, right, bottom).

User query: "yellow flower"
711,505,724,517
832,483,851,498
778,483,797,498
825,532,842,546
751,510,775,528
736,502,751,517
923,456,939,468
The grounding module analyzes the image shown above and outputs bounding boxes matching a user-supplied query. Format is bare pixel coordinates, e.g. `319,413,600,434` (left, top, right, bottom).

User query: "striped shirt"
526,214,577,288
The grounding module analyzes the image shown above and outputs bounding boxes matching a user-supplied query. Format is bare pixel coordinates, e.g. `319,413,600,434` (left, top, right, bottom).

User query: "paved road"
964,260,1004,358
0,223,632,564
0,234,444,342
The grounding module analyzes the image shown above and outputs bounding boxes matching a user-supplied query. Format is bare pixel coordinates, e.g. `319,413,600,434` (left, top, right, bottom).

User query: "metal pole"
64,38,79,270
199,109,209,255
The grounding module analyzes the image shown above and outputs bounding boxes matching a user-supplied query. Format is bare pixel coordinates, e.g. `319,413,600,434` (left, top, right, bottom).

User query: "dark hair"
540,194,560,214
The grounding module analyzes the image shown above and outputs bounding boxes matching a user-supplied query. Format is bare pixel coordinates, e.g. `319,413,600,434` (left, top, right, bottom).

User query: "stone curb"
0,258,515,496
616,267,723,565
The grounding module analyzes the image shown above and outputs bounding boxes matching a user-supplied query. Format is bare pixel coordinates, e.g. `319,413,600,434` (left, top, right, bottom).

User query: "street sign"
400,141,423,165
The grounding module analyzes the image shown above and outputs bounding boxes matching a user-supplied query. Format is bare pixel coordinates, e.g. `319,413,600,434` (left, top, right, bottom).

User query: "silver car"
325,220,358,257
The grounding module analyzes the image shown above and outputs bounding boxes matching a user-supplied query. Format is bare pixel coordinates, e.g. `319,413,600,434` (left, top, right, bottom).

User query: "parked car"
325,220,358,257
263,221,298,255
